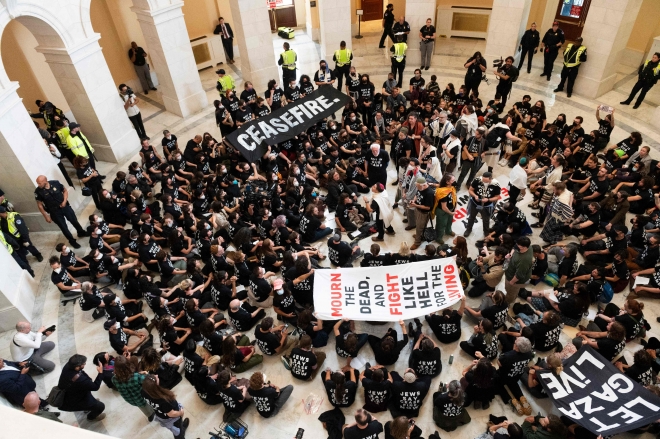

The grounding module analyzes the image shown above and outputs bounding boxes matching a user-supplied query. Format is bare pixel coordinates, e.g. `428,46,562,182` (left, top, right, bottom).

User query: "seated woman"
464,290,508,330
216,369,252,420
432,380,471,432
426,297,465,344
462,357,497,410
384,416,425,439
460,318,498,359
335,193,363,233
576,321,626,362
590,298,646,341
508,308,562,352
367,320,409,366
322,366,358,408
409,333,442,378
220,334,263,373
521,281,590,327
390,241,416,265
168,229,196,260
182,339,221,383
334,319,369,366
194,366,223,405
299,204,332,243
326,170,358,212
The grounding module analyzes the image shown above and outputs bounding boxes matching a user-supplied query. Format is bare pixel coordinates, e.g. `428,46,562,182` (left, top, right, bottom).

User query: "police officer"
333,41,353,91
379,3,395,48
392,16,410,44
0,230,34,277
66,122,99,172
493,56,518,107
540,21,565,81
0,206,42,262
518,22,540,74
278,42,297,87
621,52,660,109
30,101,68,131
554,37,587,98
215,69,235,95
390,35,408,88
34,176,88,249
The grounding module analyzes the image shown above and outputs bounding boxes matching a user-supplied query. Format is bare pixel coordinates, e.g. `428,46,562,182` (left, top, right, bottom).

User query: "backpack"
598,281,614,304
459,266,471,290
509,65,520,83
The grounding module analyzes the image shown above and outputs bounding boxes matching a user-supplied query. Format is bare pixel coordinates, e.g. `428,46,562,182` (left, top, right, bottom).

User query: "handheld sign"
226,86,352,163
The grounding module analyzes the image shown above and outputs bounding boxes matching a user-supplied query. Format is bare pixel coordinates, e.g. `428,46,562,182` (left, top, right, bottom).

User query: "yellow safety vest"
334,49,352,67
5,212,21,238
281,50,296,69
563,44,586,68
56,126,70,146
66,132,94,158
392,43,407,62
0,232,13,255
217,75,235,93
644,59,660,76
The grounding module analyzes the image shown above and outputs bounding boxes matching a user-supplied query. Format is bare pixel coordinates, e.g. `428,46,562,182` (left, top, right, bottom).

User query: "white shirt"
10,331,45,362
122,93,140,117
509,164,527,189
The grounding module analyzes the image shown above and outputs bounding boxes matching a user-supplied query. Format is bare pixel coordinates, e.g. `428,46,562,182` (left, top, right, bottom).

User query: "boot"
519,396,532,415
510,398,523,415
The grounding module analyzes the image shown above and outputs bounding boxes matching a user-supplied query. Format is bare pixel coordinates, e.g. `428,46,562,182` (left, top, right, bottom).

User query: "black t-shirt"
142,392,179,419
558,256,578,278
299,215,322,242
228,308,253,331
336,330,360,358
367,150,390,175
51,269,74,292
416,187,435,212
265,88,284,111
481,303,508,329
328,240,354,266
161,135,178,155
249,275,272,302
531,254,548,279
596,337,625,361
273,292,296,315
391,381,429,417
344,421,384,439
109,328,128,353
324,379,357,407
362,377,391,412
529,322,561,350
410,347,442,376
465,56,487,80
248,386,279,418
433,392,464,417
203,331,225,356
625,363,654,385
428,312,462,343
290,347,317,380
129,47,148,66
183,350,204,380
612,259,630,281
498,350,534,379
471,177,501,201
409,76,425,89
254,328,280,355
219,384,246,412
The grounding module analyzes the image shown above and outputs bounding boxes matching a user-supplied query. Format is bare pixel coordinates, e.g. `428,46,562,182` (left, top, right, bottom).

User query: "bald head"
230,299,240,311
23,392,41,413
36,176,48,188
16,321,30,333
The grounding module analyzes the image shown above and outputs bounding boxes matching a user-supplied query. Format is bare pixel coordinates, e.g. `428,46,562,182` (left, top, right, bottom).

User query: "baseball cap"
272,279,283,290
0,206,6,213
482,171,493,178
69,122,80,130
416,175,427,184
216,69,225,75
103,318,117,330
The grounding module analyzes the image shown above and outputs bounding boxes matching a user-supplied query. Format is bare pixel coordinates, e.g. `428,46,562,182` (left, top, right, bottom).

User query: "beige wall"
527,0,547,28
1,20,70,114
626,0,660,54
91,0,138,90
182,0,220,38
436,0,491,7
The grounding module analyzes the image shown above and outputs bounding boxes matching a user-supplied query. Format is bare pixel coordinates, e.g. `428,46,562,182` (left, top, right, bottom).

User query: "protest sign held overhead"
538,345,660,436
225,86,352,162
313,258,464,321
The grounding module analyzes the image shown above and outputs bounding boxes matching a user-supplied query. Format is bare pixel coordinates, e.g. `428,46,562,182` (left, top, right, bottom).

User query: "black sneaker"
36,254,44,262
517,289,530,299
620,101,631,105
148,413,155,422
70,241,81,249
365,362,372,370
78,231,90,237
555,342,563,352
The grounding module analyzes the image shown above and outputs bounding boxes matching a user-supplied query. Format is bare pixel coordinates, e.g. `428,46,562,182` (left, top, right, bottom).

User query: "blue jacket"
0,360,37,405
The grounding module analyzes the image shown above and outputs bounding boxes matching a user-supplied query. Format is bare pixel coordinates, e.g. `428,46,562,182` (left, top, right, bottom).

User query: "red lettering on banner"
500,187,509,198
331,273,342,316
452,207,466,222
443,264,461,299
387,273,401,315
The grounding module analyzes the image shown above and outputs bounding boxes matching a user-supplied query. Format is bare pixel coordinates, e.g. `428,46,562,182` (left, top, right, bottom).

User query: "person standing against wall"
540,21,565,81
333,41,353,92
419,18,436,71
119,84,146,139
128,41,157,94
554,37,587,98
213,17,235,64
379,4,395,49
621,52,660,109
34,176,88,249
518,22,540,74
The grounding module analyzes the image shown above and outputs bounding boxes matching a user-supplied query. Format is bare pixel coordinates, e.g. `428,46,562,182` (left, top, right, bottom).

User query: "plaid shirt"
112,372,147,407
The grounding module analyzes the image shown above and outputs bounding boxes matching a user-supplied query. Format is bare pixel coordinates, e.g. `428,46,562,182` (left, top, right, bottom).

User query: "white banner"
313,258,464,321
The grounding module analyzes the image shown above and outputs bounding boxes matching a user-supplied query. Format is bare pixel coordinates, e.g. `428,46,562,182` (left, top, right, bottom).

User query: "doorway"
362,0,383,22
554,0,591,42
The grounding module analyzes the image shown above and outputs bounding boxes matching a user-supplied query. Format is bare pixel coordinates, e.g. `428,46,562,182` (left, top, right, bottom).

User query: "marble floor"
3,27,660,439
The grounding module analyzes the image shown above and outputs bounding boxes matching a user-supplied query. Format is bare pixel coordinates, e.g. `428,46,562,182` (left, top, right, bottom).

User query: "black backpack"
509,65,520,83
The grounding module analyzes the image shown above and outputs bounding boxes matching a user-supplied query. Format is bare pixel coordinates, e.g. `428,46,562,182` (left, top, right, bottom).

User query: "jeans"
466,199,491,235
269,385,294,417
457,159,479,188
312,227,333,242
50,205,86,244
129,113,146,139
420,41,434,67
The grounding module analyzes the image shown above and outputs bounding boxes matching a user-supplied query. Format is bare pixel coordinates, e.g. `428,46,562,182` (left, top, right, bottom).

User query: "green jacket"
505,247,533,283
522,417,562,439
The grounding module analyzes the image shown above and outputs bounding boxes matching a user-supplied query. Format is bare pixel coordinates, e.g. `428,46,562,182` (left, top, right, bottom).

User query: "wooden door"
554,0,592,42
362,0,383,22
275,6,297,28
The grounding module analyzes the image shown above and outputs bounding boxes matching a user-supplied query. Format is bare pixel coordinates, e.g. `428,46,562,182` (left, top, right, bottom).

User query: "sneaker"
372,236,384,242
482,401,490,410
425,66,429,70
148,413,155,422
414,318,422,332
70,241,81,249
448,232,455,237
365,362,372,370
633,103,640,109
402,218,408,223
393,203,398,208
89,413,106,422
553,88,563,93
463,229,472,237
620,101,631,105
36,254,44,262
281,356,291,370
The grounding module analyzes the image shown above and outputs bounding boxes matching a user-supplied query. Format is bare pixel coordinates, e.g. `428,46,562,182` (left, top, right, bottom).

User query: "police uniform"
66,124,96,169
333,47,353,91
0,230,34,277
554,42,587,97
215,72,236,95
379,8,395,48
541,25,565,79
0,206,42,261
390,42,408,88
278,48,298,86
34,180,87,246
621,58,660,108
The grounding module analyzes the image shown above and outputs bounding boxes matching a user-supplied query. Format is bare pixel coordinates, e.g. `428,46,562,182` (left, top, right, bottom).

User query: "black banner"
538,345,660,436
226,86,352,162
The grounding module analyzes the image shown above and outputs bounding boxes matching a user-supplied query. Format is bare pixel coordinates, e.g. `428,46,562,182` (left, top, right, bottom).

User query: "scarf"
318,67,332,83
427,157,442,181
371,189,394,228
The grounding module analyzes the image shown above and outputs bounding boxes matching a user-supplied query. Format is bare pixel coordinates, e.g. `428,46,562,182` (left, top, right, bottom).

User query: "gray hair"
515,336,532,353
439,111,449,118
16,322,30,332
82,281,93,293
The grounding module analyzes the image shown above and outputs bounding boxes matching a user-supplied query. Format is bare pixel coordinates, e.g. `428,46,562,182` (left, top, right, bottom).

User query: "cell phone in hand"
44,325,56,333
295,428,305,439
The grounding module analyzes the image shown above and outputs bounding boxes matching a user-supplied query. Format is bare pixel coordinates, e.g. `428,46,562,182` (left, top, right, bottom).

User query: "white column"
36,37,140,163
404,0,436,66
131,0,208,117
0,245,36,332
484,0,532,63
318,0,352,62
228,0,280,92
0,83,68,230
574,0,644,99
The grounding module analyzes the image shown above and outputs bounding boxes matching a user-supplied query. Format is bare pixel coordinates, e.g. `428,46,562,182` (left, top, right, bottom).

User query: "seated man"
579,224,628,266
328,233,362,268
228,298,265,332
467,246,507,298
49,257,82,297
104,318,150,356
254,317,290,356
0,357,39,406
10,321,56,373
361,243,391,267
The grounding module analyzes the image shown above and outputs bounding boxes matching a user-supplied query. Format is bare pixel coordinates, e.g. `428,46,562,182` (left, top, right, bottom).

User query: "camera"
492,57,504,69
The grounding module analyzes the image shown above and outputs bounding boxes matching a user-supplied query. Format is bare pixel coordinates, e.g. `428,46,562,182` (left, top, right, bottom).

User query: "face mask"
115,322,121,329
96,218,102,224
221,168,227,174
321,65,326,70
95,253,103,260
105,193,111,199
293,180,299,187
166,221,173,227
350,117,356,122
295,170,300,176
205,223,211,230
175,155,182,160
267,212,272,217
632,167,639,172
276,289,284,295
290,84,296,89
94,229,101,235
54,267,62,274
199,195,205,199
